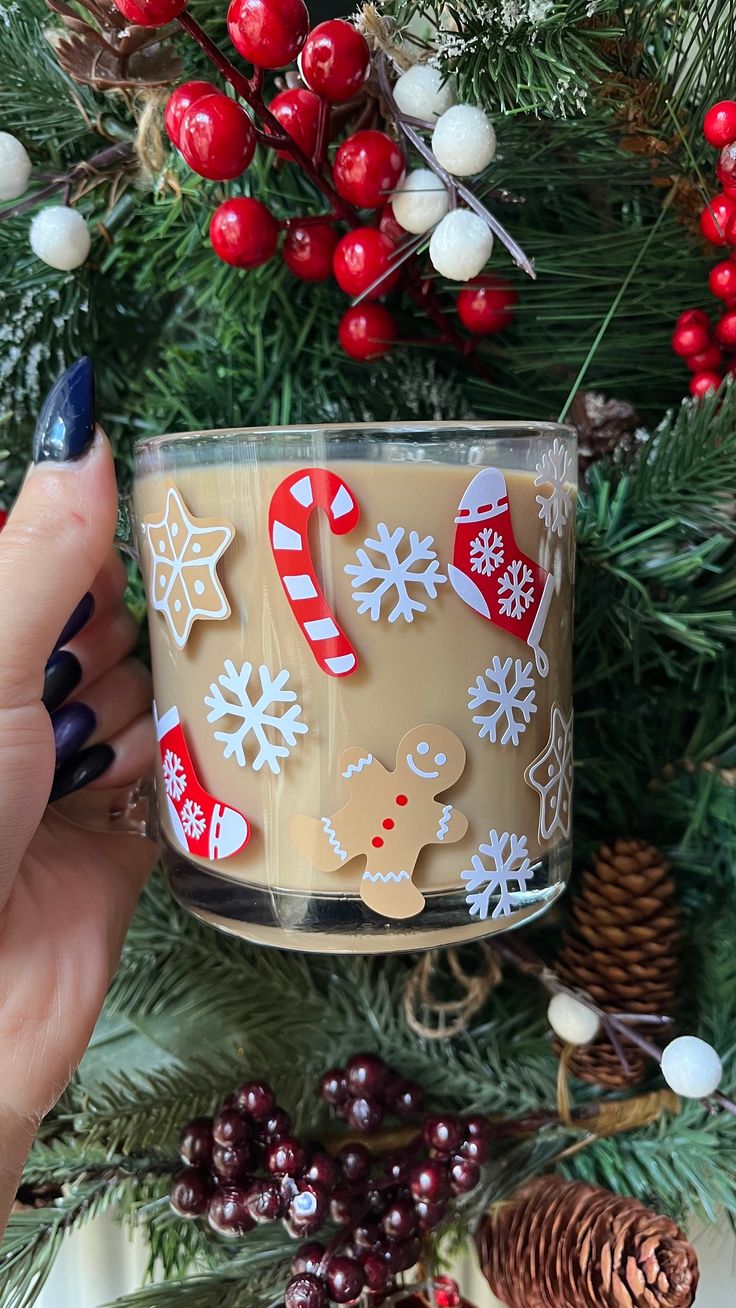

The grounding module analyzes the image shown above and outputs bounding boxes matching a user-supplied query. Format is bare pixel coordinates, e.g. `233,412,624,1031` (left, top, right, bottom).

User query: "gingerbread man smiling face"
290,724,468,920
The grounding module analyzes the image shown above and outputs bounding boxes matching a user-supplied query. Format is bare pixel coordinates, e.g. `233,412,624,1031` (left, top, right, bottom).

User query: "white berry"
660,1036,723,1099
0,131,32,201
428,209,492,281
393,64,455,124
30,206,91,271
391,168,449,234
547,993,601,1047
431,104,497,177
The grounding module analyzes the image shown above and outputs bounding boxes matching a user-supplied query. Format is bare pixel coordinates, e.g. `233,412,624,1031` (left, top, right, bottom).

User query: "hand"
0,359,157,1221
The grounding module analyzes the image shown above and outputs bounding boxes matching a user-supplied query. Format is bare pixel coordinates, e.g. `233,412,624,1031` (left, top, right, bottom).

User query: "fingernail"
33,357,95,464
51,703,97,766
42,650,82,713
54,592,95,651
50,743,114,803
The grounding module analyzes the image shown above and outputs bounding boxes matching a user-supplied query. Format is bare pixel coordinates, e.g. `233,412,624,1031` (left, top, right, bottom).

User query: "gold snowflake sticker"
143,485,234,650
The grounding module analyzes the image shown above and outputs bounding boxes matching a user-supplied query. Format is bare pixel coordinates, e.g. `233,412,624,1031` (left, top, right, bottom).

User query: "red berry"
704,100,736,148
333,228,399,299
676,307,710,329
689,370,722,398
284,223,338,282
385,1077,423,1118
361,1251,390,1292
285,1273,326,1308
300,20,370,103
383,1149,412,1183
329,1184,364,1225
717,143,736,193
291,1242,327,1275
409,1160,450,1202
346,1097,384,1132
459,1115,492,1164
415,1198,446,1231
170,1166,210,1218
227,0,308,68
326,1256,365,1303
213,1106,251,1147
267,1136,306,1176
333,131,405,209
288,1181,329,1231
336,1142,372,1183
302,1151,340,1189
346,1053,389,1097
208,1185,256,1238
381,1197,417,1240
456,275,518,334
423,1115,462,1156
112,0,186,24
235,1081,277,1120
685,344,724,372
352,1219,383,1252
433,1276,462,1308
319,1068,348,1104
245,1178,284,1222
338,304,396,360
210,197,279,269
179,1116,214,1167
268,88,321,159
708,259,736,301
179,94,256,180
671,319,710,358
700,194,735,246
448,1155,480,1193
384,1236,420,1272
165,81,218,147
378,204,406,244
260,1108,292,1140
212,1142,252,1181
716,309,736,347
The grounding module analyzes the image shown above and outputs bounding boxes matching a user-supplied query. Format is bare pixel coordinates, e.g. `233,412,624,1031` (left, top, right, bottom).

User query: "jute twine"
403,945,502,1040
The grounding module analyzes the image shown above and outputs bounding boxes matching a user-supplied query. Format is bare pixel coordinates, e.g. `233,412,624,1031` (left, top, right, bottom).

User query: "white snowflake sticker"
163,749,187,801
470,527,504,576
204,660,308,774
468,656,537,747
461,830,534,920
498,559,535,620
524,701,573,842
181,798,206,840
345,523,447,624
535,438,574,537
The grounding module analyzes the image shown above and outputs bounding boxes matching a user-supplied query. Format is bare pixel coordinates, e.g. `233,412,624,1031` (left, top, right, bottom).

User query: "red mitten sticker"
269,468,361,677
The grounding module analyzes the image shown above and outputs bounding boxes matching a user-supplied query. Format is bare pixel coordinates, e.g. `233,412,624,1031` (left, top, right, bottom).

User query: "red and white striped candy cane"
269,468,361,678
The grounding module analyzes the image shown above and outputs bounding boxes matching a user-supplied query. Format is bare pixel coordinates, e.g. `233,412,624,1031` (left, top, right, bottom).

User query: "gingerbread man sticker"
290,725,468,920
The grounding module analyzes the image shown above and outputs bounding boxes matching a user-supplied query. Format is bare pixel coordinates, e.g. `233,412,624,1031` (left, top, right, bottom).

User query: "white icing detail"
156,703,180,742
527,573,555,678
290,475,314,508
342,754,374,779
362,869,410,883
448,563,491,619
283,573,318,601
436,804,453,841
407,753,440,780
331,484,355,520
272,521,303,551
320,816,348,862
209,803,250,859
326,653,357,675
304,616,340,641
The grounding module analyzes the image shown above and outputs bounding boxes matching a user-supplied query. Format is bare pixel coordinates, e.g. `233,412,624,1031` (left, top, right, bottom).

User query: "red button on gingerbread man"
290,725,468,920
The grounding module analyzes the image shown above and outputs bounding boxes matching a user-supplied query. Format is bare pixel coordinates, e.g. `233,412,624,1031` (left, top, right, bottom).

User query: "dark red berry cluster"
170,1058,490,1305
672,99,736,397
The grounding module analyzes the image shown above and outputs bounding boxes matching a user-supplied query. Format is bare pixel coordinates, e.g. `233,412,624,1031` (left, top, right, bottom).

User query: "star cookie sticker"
524,701,573,842
143,486,234,650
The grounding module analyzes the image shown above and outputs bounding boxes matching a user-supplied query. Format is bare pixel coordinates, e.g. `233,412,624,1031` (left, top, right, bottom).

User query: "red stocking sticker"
156,703,251,860
448,468,554,676
269,468,361,677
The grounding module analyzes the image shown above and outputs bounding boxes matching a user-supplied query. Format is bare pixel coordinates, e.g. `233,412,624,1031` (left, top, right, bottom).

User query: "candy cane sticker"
269,468,361,678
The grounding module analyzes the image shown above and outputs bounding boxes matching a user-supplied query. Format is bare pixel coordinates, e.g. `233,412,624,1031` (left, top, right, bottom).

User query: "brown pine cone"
477,1175,698,1308
556,840,679,1088
46,0,181,89
569,390,643,478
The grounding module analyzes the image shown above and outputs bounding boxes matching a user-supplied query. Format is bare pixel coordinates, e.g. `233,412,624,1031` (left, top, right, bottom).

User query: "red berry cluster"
672,99,736,397
170,1057,489,1305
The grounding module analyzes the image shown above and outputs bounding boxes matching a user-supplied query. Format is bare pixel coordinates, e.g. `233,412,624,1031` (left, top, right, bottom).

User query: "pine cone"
477,1175,698,1308
569,390,643,478
45,0,181,89
556,840,679,1088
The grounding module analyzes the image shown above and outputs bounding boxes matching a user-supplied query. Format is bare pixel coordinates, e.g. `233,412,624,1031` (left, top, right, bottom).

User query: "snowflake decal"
468,656,537,747
535,438,574,537
163,749,187,800
498,559,535,620
345,522,447,624
181,798,206,840
204,660,308,775
461,830,533,920
469,527,504,576
525,701,573,842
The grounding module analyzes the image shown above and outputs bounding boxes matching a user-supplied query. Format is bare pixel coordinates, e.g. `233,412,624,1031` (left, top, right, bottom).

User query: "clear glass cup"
132,422,576,953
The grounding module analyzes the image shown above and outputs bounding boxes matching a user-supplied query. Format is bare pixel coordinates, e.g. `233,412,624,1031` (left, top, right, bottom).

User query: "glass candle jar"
133,423,576,952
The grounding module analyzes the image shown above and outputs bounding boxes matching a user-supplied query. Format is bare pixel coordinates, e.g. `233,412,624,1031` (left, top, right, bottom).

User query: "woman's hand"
0,359,157,1222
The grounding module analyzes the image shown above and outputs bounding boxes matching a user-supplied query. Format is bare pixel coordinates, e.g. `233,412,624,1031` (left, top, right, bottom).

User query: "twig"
0,141,135,224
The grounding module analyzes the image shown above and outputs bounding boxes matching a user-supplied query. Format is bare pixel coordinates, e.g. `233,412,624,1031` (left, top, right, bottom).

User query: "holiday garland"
1,1,736,1305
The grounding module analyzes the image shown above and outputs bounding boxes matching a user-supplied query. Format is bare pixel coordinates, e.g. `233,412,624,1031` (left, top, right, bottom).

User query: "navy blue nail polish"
51,702,96,767
50,743,114,803
43,650,83,713
54,592,95,651
33,357,95,464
